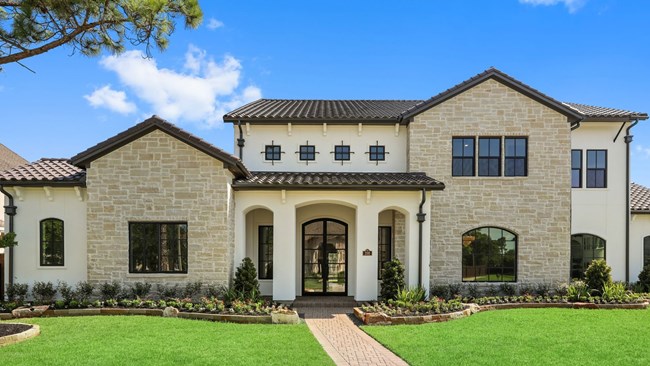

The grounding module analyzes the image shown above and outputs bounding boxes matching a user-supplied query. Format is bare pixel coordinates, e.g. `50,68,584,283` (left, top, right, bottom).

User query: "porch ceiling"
232,171,445,190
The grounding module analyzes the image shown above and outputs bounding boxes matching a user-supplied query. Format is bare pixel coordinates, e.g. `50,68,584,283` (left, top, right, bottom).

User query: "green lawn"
363,308,650,366
0,316,334,366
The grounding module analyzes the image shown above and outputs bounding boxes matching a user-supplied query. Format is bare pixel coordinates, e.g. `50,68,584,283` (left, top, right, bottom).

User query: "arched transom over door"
302,219,347,295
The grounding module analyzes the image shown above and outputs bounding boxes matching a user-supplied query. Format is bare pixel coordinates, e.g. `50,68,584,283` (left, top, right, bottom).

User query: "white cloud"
84,85,137,114
98,45,261,128
206,18,224,30
635,144,650,159
519,0,587,13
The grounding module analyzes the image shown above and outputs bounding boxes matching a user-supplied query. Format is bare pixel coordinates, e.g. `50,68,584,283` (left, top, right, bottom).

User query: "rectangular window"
40,218,64,266
572,150,582,188
644,236,650,267
129,222,188,273
586,150,607,188
299,145,316,161
504,137,528,177
334,145,351,161
452,137,475,176
378,226,392,279
478,137,501,176
258,226,273,279
265,145,281,161
369,145,386,161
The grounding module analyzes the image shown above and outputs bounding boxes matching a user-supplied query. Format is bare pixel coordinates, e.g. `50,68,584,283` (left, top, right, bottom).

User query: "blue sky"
1,0,649,185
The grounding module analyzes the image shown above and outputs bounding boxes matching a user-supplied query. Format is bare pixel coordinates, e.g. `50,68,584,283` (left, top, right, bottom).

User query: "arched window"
570,234,605,279
643,235,650,267
462,227,517,282
40,218,64,266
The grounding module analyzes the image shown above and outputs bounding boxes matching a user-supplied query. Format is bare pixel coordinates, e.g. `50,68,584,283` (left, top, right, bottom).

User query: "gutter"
416,188,427,287
0,186,17,289
237,120,245,160
624,120,639,283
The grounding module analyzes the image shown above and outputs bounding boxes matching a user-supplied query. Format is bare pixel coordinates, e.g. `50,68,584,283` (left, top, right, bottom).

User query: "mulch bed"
0,324,32,338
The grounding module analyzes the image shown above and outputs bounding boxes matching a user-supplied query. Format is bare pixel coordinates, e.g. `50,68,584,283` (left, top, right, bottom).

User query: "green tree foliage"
0,0,203,68
233,257,260,297
0,231,17,247
638,264,650,292
584,259,612,293
380,259,405,300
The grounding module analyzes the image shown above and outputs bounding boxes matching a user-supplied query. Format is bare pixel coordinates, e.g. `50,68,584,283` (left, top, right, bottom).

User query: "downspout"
237,120,245,160
0,186,17,287
416,188,427,287
624,120,639,283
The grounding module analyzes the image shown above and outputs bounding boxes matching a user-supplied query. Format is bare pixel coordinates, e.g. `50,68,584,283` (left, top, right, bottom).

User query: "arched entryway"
302,218,347,295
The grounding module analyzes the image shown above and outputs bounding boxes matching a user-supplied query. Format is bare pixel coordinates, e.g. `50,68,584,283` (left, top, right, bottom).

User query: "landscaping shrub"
429,284,449,300
555,282,569,296
363,298,464,316
205,283,226,298
76,281,95,302
601,282,627,301
638,264,650,292
584,259,612,293
32,281,57,304
232,258,260,301
5,282,28,304
380,259,405,300
395,286,427,305
57,281,76,303
466,284,481,298
499,283,516,296
447,283,462,299
567,280,590,302
157,284,179,300
130,282,152,299
100,280,122,301
534,283,551,297
0,231,18,248
518,283,535,296
183,281,203,299
485,284,499,296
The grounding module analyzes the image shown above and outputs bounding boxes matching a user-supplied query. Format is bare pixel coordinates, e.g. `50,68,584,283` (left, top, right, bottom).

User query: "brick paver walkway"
302,307,408,366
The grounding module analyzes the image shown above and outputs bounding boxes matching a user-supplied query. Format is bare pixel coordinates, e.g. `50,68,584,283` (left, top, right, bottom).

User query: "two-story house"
2,68,649,301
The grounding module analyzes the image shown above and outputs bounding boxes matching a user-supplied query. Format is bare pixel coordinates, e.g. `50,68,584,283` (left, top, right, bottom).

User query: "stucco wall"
85,129,235,286
409,78,572,284
6,187,87,288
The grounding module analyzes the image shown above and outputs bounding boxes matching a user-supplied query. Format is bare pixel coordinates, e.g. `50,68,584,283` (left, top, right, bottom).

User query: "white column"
273,204,296,301
356,206,379,301
421,193,432,295
233,207,246,270
406,211,419,287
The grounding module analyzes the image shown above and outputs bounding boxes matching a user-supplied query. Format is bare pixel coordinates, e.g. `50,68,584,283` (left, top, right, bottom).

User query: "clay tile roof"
0,143,28,171
233,171,445,190
563,102,648,121
0,158,85,186
223,99,422,123
631,182,650,213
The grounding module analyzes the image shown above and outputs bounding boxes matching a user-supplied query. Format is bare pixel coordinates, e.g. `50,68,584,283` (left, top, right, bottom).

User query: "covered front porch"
232,172,443,302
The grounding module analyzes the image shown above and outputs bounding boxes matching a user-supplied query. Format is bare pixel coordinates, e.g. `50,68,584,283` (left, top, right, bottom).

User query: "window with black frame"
299,145,316,161
129,222,188,273
369,145,386,161
462,227,517,282
572,150,582,188
258,226,273,279
378,226,392,279
644,236,650,268
570,234,605,279
586,150,607,188
452,137,475,176
478,137,501,176
40,218,64,266
334,145,351,161
265,145,282,161
504,137,527,176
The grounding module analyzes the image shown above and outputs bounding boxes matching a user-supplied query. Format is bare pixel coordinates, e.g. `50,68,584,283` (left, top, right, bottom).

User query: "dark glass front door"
302,219,347,295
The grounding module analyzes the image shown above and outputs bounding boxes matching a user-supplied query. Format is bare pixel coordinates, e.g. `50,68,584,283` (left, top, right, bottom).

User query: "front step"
292,296,359,308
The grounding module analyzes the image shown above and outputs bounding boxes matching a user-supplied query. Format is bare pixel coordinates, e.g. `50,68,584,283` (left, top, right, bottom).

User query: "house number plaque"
362,249,372,256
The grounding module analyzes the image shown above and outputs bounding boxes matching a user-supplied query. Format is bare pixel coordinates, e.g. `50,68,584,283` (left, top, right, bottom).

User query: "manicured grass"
363,308,650,366
0,316,334,366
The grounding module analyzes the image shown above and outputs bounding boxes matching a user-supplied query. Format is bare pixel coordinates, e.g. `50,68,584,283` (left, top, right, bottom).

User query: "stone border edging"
0,324,40,347
0,308,300,325
355,301,650,325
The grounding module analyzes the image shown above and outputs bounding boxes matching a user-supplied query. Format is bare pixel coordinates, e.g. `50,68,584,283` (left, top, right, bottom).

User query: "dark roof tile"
631,182,650,213
0,158,85,186
563,102,648,120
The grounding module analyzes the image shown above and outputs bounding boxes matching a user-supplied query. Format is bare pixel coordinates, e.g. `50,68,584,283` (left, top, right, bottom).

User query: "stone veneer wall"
393,211,406,262
408,79,571,284
86,130,235,286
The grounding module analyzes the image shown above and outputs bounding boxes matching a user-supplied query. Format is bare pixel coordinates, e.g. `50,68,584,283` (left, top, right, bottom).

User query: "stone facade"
393,211,406,263
86,129,235,286
408,79,572,284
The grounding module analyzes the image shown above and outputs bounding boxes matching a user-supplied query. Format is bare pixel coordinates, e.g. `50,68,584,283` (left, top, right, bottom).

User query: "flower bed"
0,323,40,347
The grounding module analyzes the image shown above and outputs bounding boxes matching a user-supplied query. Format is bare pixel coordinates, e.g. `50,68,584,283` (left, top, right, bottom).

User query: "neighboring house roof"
224,68,647,124
0,143,28,172
232,171,445,190
0,158,85,186
70,115,251,178
631,182,650,214
223,100,420,124
564,102,648,121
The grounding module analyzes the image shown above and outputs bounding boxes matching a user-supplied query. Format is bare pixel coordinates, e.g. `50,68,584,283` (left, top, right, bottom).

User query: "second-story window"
299,145,316,161
504,137,527,177
478,137,501,176
265,145,282,161
572,150,582,188
334,145,351,161
586,150,607,188
369,145,386,161
452,137,475,176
